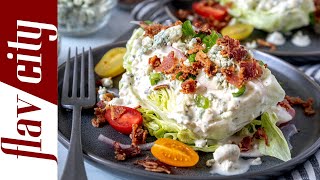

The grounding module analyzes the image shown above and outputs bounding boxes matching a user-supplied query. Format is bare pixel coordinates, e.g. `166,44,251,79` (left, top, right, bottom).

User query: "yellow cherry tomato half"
151,138,199,167
94,47,126,78
221,24,254,40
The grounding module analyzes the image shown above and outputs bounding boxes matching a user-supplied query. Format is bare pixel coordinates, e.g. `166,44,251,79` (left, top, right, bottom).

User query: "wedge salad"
92,21,315,175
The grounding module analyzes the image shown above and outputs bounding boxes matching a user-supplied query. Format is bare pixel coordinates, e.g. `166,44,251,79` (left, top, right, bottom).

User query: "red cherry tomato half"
192,1,228,21
105,106,143,135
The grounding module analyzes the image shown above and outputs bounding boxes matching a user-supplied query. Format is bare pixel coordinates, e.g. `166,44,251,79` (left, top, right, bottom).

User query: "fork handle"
61,106,87,180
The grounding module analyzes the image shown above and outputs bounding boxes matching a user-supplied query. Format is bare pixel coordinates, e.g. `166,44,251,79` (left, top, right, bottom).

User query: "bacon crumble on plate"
256,39,276,51
114,142,141,161
91,101,107,127
285,95,316,116
238,127,269,152
130,124,148,146
135,158,172,174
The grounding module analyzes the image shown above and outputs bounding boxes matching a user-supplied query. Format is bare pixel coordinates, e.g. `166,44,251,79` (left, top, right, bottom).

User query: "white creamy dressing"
112,24,285,141
207,144,262,175
97,86,107,101
267,105,293,125
266,31,286,46
245,40,257,49
101,77,113,88
291,31,311,47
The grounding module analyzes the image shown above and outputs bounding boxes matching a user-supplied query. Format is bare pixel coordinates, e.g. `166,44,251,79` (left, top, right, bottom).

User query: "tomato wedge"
105,106,143,135
192,1,228,21
151,138,199,167
94,47,126,78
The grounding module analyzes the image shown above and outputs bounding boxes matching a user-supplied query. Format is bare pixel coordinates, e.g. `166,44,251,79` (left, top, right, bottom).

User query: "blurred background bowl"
58,0,117,36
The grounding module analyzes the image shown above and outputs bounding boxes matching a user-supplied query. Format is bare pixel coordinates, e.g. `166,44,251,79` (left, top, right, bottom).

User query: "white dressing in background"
266,31,286,46
291,31,311,47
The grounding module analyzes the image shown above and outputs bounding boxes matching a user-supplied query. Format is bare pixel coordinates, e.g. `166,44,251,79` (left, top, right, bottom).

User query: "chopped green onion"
144,20,153,25
182,20,196,38
194,33,206,40
188,54,196,63
258,60,265,66
232,86,246,97
203,31,219,52
149,73,161,85
195,95,210,109
176,72,183,80
310,13,315,26
189,74,197,80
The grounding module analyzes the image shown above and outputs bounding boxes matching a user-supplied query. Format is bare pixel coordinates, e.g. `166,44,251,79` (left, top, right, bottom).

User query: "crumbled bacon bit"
285,95,316,116
155,51,178,74
221,66,243,88
240,60,263,82
96,80,102,86
176,9,192,20
195,50,217,77
130,124,148,146
149,55,161,68
278,99,292,111
221,59,263,88
153,84,170,91
135,158,171,174
101,93,114,102
187,43,204,54
218,36,248,62
198,23,212,34
254,128,269,146
140,22,168,38
257,39,276,51
114,142,141,161
238,136,253,152
92,101,107,127
181,79,197,94
110,106,126,120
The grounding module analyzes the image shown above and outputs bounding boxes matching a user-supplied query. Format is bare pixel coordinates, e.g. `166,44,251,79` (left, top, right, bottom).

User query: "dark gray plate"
164,2,320,58
58,41,320,179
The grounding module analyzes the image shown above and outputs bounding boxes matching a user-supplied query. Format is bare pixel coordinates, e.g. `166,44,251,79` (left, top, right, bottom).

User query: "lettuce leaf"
258,112,291,161
219,0,315,32
138,107,198,145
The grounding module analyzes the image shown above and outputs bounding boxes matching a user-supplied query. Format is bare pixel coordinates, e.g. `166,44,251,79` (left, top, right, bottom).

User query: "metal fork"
60,48,96,180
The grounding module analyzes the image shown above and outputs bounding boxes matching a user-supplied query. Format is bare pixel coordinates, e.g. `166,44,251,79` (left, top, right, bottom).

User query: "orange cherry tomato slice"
151,138,199,167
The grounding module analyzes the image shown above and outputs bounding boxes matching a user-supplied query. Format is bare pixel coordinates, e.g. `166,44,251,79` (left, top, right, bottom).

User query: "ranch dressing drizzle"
207,144,262,175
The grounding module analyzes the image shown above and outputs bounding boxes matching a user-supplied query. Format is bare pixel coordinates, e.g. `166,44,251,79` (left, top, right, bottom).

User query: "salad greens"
258,112,291,161
219,0,315,32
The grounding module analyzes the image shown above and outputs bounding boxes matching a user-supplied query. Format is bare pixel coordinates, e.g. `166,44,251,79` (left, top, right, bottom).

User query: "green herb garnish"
203,31,219,52
194,33,206,40
232,86,246,97
176,72,183,80
144,20,153,25
182,20,196,38
189,74,197,80
258,60,265,66
188,54,196,63
195,95,210,109
149,73,161,85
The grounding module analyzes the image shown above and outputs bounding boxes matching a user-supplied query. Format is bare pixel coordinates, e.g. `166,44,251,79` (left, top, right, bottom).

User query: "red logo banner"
0,0,58,179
